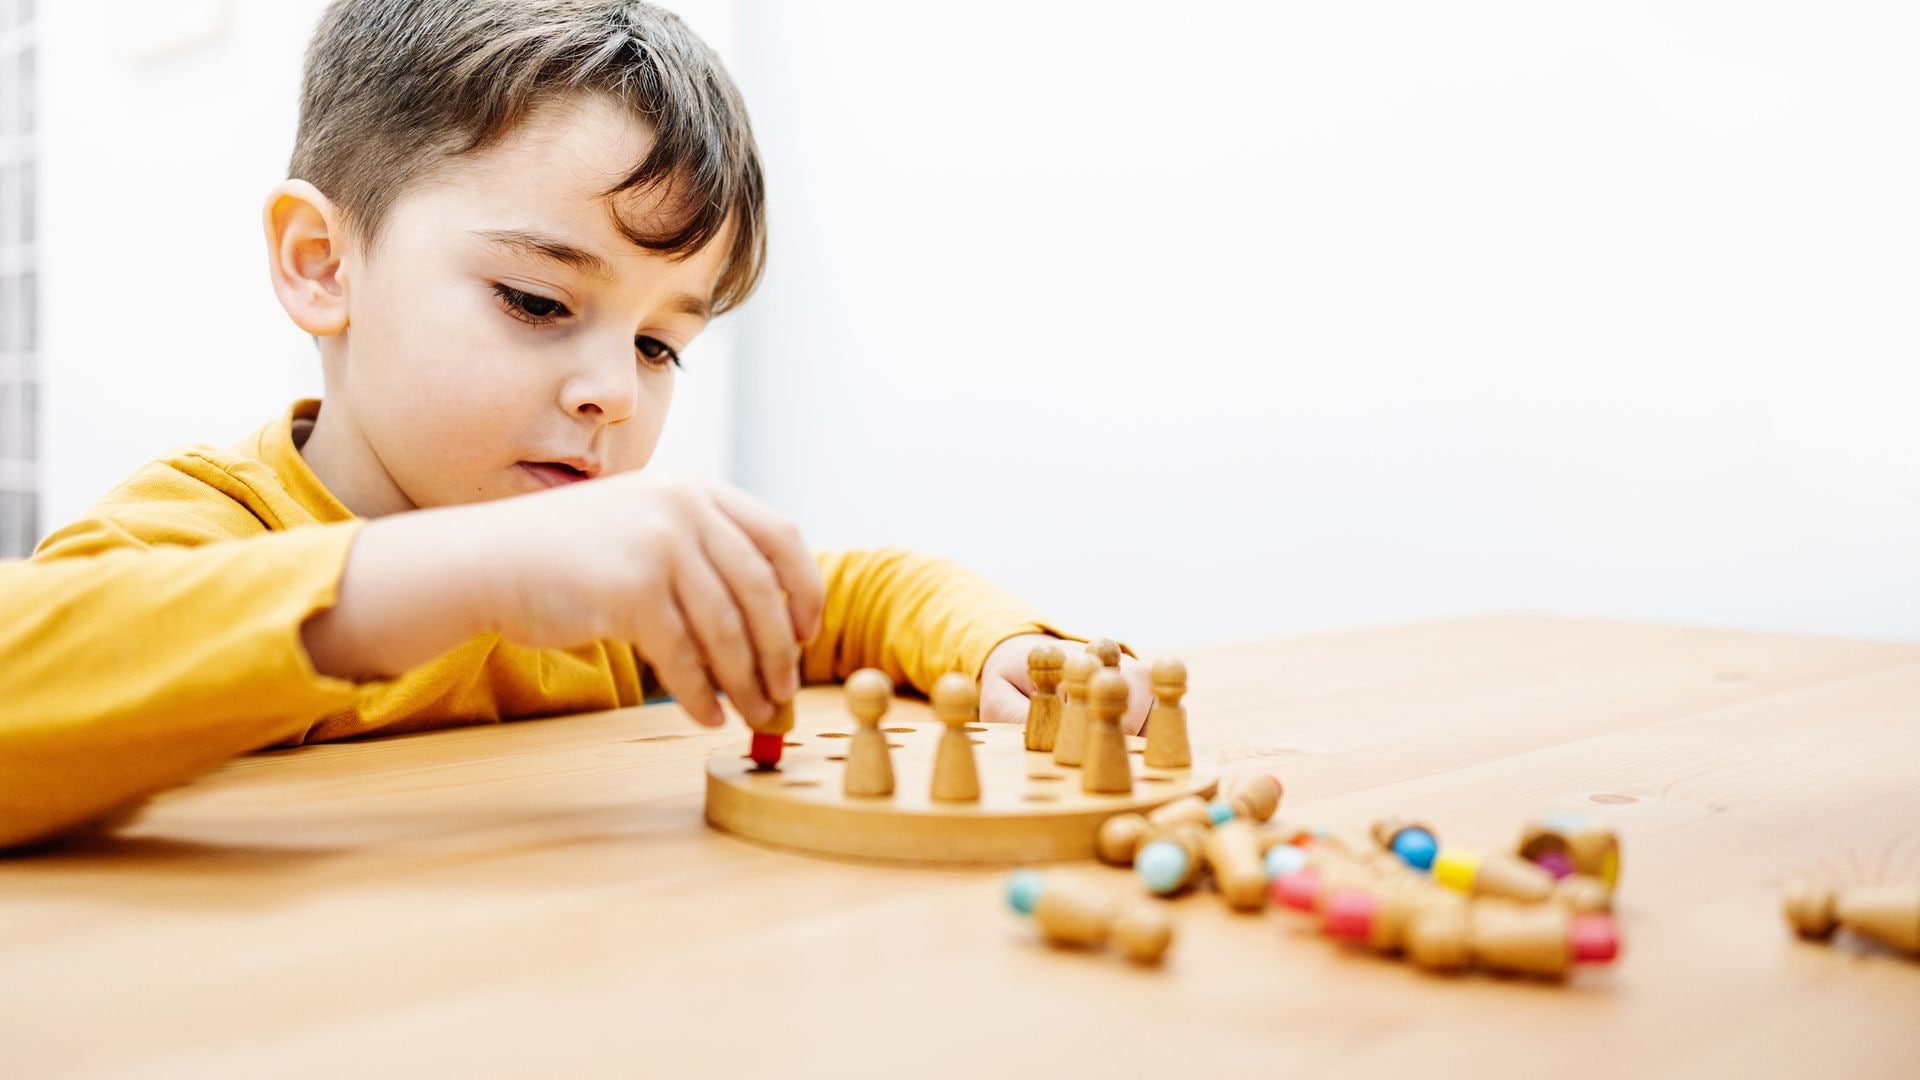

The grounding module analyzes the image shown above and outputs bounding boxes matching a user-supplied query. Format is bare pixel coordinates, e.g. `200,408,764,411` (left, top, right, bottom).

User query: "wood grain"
2,615,1917,1078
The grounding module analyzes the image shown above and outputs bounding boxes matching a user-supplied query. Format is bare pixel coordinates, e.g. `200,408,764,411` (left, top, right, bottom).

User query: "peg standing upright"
1082,668,1134,795
1085,637,1123,669
1023,642,1066,752
1052,652,1099,767
1143,656,1190,768
841,668,895,797
930,672,982,802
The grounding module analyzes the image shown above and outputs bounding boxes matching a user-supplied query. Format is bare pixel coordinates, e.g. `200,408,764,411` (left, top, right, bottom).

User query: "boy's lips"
518,458,600,487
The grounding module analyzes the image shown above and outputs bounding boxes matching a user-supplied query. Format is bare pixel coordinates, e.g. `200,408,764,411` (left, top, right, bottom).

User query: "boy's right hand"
305,475,825,731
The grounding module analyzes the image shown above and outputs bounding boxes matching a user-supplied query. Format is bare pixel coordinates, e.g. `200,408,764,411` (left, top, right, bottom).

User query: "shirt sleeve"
802,547,1072,694
0,524,375,850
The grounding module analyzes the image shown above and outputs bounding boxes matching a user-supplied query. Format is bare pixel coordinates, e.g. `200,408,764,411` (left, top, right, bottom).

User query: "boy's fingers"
1120,659,1154,735
636,601,724,728
670,541,774,727
977,675,1029,727
696,505,799,704
709,484,825,645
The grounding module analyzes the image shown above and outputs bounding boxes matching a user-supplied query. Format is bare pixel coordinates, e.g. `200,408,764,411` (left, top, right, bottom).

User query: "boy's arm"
0,526,374,850
802,548,1158,733
802,547,1065,690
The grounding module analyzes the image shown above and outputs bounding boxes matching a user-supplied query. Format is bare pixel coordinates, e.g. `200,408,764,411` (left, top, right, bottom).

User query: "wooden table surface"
4,616,1918,1078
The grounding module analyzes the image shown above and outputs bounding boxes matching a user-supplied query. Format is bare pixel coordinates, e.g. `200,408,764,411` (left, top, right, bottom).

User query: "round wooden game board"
705,708,1219,864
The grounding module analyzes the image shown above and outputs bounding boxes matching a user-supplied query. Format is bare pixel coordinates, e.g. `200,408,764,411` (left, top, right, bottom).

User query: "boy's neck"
299,400,418,519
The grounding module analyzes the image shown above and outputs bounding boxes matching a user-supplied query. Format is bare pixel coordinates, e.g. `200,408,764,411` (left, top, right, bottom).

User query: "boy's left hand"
978,634,1155,735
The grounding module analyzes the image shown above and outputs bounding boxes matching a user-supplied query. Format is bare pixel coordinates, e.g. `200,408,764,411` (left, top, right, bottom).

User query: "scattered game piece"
1272,848,1396,913
841,668,895,797
748,699,796,770
1205,801,1236,826
1023,642,1065,752
1519,813,1621,889
930,672,982,802
1085,637,1123,669
1008,870,1173,964
1371,817,1439,871
1264,843,1309,882
1096,813,1152,866
1051,652,1098,767
1405,900,1619,979
1147,795,1213,833
1784,881,1920,955
1137,824,1207,896
1323,879,1464,954
1081,669,1134,794
1144,657,1191,767
1218,773,1283,822
1203,820,1269,911
1432,848,1556,904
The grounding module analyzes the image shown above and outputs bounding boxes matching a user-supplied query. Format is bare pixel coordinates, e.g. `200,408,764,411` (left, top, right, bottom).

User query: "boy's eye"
493,283,571,324
637,335,683,370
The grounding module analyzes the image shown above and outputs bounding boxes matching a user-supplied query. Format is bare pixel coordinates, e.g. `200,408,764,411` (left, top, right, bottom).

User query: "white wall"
730,0,1920,645
36,0,743,533
36,2,1920,645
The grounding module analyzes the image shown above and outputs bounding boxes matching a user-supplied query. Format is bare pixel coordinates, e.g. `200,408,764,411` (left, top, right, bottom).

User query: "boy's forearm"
300,508,493,680
0,528,371,849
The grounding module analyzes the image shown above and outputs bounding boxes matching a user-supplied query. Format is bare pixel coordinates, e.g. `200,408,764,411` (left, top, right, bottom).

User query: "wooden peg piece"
1519,814,1621,888
1783,879,1839,939
1096,813,1152,866
841,668,895,797
1835,887,1920,953
1220,773,1282,822
930,672,981,802
1111,902,1174,964
1086,637,1123,668
1786,882,1920,954
1204,820,1269,911
1147,795,1213,832
1051,652,1099,767
1143,656,1190,768
1081,668,1133,795
1023,642,1065,751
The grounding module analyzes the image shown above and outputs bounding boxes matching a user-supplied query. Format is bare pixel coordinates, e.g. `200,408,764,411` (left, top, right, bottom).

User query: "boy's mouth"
518,459,598,488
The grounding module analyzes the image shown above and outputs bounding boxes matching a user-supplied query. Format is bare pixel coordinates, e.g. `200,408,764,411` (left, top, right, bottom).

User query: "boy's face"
332,93,727,510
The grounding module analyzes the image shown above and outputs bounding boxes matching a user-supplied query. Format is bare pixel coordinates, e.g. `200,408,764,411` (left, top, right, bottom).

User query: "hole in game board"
1027,773,1065,782
781,779,820,788
826,755,846,762
784,741,803,747
969,739,984,745
884,727,915,734
1139,775,1173,783
1023,793,1059,803
817,732,852,738
888,743,905,749
965,725,987,732
1129,748,1145,755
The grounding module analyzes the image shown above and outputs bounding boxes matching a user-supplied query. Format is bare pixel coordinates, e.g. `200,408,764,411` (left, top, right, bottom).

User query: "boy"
0,0,1151,850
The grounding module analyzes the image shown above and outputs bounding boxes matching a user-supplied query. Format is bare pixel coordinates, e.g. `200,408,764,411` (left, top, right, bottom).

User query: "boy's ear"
263,180,352,336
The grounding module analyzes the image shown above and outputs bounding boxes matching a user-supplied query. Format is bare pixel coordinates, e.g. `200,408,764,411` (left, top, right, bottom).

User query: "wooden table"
4,616,1918,1078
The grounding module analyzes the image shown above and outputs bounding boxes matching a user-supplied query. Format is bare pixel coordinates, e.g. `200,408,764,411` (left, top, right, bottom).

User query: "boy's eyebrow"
476,227,714,320
476,228,614,281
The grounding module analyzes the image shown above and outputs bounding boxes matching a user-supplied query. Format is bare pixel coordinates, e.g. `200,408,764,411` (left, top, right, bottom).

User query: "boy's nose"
561,368,638,425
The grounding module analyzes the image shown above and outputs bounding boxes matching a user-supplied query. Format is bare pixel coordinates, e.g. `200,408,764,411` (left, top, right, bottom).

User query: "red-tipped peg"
1569,914,1620,963
1274,868,1323,912
749,731,784,769
1322,889,1379,942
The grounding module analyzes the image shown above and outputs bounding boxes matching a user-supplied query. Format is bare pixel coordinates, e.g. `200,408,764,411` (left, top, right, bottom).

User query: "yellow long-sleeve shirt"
1,400,1060,849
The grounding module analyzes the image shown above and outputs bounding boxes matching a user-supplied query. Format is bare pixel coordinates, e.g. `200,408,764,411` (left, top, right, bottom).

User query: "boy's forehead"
408,93,725,287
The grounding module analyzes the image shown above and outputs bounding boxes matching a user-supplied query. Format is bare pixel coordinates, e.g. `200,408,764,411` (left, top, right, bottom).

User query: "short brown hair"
290,0,765,313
